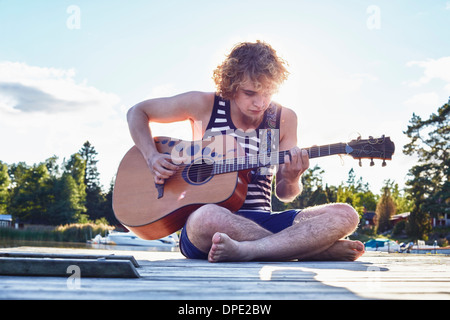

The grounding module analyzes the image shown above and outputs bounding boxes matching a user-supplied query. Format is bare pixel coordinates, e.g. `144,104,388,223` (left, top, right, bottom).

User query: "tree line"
0,142,117,226
0,99,448,241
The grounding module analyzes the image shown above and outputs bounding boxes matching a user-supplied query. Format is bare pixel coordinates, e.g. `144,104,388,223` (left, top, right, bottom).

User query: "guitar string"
156,145,349,183
153,151,286,183
154,139,387,179
153,144,388,184
156,151,287,182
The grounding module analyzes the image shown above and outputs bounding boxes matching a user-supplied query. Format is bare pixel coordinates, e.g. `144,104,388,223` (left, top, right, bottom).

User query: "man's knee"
332,203,360,232
186,204,232,238
188,204,225,229
185,204,231,252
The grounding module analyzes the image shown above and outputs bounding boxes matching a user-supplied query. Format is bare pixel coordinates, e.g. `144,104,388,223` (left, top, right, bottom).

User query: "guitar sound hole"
186,162,214,185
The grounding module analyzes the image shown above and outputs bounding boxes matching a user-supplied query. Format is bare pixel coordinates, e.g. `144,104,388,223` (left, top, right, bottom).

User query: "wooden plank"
0,257,140,278
0,252,140,267
0,248,449,300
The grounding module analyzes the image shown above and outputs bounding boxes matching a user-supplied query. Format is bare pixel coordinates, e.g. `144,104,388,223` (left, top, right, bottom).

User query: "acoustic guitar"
113,135,395,240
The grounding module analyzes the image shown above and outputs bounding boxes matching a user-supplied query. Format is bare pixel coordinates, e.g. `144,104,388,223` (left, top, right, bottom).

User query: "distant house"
431,213,450,227
390,212,410,226
0,215,12,228
389,212,450,228
362,211,377,228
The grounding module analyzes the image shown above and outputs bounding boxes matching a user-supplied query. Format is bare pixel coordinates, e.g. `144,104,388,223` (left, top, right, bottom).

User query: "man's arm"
126,91,214,184
275,107,310,202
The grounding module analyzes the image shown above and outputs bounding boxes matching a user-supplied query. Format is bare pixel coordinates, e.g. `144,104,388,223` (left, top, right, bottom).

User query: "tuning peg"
370,158,375,166
359,159,362,167
382,160,387,167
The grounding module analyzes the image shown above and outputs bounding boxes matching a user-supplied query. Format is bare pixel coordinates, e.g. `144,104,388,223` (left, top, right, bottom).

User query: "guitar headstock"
346,135,395,167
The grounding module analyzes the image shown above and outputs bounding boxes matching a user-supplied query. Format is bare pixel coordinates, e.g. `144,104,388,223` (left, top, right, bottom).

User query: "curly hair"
212,41,289,100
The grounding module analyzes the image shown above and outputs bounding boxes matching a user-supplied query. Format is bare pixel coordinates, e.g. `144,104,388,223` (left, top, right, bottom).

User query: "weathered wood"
0,257,140,278
0,247,449,300
0,252,140,267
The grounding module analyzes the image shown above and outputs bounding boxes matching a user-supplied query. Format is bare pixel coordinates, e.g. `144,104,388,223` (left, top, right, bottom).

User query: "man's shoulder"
183,91,215,105
277,104,298,142
269,101,297,124
175,92,215,128
279,105,297,122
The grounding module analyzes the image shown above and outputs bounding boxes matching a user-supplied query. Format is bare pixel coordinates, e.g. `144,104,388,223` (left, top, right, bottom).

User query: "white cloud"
403,92,441,118
0,61,129,188
404,56,450,119
406,57,450,86
445,83,450,93
404,92,441,108
0,61,119,114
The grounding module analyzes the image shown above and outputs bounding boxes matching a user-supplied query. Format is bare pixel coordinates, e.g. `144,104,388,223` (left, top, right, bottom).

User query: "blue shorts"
179,209,301,260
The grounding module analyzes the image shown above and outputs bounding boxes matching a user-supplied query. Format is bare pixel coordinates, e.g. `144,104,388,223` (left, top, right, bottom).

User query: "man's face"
233,77,274,121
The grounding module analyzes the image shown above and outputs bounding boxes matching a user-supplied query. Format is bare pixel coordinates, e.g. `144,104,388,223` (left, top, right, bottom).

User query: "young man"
127,41,365,262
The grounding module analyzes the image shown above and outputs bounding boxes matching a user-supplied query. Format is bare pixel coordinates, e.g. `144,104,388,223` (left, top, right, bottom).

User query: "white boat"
90,231,179,247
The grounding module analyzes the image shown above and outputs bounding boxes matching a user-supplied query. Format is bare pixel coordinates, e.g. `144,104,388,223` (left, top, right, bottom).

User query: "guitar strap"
252,102,281,181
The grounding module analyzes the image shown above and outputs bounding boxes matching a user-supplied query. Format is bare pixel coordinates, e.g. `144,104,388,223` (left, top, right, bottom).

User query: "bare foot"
307,239,365,261
208,232,251,263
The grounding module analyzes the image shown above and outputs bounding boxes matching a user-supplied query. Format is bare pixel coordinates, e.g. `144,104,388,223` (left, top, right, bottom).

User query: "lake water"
0,239,180,252
2,240,448,255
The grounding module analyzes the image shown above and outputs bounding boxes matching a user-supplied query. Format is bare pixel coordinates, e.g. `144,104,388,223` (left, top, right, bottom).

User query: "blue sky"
1,0,449,194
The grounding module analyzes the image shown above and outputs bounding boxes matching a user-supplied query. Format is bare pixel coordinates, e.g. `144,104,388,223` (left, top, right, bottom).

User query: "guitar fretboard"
212,143,348,174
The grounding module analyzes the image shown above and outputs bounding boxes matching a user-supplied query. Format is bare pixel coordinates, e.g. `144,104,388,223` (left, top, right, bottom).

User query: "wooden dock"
0,246,449,300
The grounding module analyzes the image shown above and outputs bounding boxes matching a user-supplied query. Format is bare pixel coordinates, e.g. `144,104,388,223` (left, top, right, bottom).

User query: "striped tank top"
203,95,282,212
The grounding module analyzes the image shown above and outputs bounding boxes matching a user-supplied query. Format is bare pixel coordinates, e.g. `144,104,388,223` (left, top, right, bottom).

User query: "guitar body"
113,135,250,240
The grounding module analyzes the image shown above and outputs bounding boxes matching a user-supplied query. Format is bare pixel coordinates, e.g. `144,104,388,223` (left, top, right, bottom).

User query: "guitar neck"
305,143,349,159
213,142,349,174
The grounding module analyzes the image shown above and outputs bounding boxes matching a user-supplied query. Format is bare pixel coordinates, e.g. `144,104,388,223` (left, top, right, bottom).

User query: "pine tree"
60,153,88,223
78,141,101,190
403,99,449,239
78,141,106,220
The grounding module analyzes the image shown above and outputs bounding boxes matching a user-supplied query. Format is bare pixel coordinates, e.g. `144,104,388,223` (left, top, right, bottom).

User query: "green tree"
325,185,337,203
47,171,87,225
8,162,53,224
376,185,396,233
0,161,10,215
282,164,327,209
404,165,432,240
62,153,87,222
308,186,329,206
272,165,333,210
79,141,107,221
103,179,119,225
384,179,413,214
7,156,87,225
78,141,101,190
337,169,377,219
403,99,449,239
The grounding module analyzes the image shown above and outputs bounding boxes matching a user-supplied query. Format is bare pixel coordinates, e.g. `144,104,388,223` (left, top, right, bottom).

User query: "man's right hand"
147,153,181,184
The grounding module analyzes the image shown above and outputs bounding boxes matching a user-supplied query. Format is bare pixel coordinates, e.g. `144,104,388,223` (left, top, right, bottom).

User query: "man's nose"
253,95,265,108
